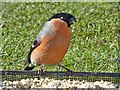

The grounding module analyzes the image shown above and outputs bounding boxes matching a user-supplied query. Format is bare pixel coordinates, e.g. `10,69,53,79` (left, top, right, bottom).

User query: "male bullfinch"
24,13,77,72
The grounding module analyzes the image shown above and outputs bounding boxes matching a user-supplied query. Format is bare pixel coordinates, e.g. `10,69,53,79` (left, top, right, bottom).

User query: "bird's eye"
61,17,63,19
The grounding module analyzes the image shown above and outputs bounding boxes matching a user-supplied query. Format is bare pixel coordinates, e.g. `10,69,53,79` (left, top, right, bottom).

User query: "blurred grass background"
1,2,119,72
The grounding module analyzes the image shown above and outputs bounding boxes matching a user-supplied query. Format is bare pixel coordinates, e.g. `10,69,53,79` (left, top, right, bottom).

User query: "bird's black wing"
25,24,48,65
25,39,41,65
24,21,50,70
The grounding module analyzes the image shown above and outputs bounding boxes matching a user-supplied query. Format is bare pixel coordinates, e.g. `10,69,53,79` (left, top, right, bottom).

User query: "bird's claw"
37,69,44,75
66,69,73,75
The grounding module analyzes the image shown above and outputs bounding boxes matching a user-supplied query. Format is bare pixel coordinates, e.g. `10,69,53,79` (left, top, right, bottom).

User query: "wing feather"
25,39,41,64
25,21,51,65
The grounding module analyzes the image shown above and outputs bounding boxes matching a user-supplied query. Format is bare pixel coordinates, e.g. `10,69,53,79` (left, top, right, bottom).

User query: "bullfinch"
24,13,77,72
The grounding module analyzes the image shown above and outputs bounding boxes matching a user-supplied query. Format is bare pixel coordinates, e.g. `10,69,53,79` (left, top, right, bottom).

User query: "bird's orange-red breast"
31,19,71,65
25,13,76,70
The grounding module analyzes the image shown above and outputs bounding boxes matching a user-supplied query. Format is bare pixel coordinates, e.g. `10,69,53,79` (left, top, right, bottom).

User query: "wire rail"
1,70,120,84
1,70,120,76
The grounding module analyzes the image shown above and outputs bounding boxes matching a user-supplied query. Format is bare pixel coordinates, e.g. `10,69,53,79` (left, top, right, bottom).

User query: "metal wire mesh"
1,70,120,84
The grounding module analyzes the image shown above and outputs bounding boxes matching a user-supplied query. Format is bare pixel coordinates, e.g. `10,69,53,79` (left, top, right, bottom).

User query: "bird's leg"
57,64,61,71
37,68,43,75
58,64,73,73
37,64,44,75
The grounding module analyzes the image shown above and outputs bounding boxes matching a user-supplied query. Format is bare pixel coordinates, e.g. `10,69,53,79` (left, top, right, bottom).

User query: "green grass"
1,2,119,72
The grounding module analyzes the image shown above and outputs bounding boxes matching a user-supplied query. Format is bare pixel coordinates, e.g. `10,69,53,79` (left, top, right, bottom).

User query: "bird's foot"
37,69,44,75
66,69,73,75
58,64,73,75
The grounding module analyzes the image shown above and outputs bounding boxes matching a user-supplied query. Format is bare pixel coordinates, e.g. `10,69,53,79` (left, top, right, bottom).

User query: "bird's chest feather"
42,19,71,52
53,28,70,49
41,20,71,64
50,19,71,52
31,19,71,64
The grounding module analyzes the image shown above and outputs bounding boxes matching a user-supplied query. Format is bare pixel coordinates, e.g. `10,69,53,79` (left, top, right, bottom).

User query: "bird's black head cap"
48,13,77,27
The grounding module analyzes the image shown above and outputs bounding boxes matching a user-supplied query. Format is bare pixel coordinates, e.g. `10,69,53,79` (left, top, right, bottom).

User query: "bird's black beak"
69,17,77,25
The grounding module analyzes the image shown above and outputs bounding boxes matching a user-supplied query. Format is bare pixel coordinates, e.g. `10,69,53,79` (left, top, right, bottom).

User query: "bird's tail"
24,65,35,70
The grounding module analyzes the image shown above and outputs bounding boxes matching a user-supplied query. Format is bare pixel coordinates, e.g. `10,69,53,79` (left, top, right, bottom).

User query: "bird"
24,13,77,72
